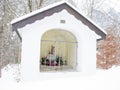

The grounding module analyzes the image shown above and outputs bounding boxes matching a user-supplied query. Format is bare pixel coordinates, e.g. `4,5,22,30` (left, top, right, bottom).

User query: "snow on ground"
0,64,21,82
0,64,120,90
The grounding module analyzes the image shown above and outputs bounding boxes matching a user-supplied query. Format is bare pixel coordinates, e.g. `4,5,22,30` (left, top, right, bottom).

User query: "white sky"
74,0,120,12
106,0,120,12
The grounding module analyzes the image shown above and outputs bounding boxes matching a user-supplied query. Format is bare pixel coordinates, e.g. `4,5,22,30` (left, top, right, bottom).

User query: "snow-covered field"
0,64,120,90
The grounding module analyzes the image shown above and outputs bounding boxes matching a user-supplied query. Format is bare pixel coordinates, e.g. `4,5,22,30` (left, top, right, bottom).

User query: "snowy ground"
0,64,120,90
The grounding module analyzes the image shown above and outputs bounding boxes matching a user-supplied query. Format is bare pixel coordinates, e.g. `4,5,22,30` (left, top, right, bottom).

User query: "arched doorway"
40,29,77,72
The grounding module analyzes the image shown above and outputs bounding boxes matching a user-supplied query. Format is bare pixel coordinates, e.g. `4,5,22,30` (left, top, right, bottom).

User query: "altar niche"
40,30,77,72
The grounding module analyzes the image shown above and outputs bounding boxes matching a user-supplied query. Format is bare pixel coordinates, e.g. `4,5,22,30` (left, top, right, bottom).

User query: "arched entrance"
40,29,77,72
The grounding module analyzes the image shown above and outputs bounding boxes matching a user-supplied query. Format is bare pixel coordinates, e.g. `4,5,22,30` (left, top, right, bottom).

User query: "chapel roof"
11,1,106,40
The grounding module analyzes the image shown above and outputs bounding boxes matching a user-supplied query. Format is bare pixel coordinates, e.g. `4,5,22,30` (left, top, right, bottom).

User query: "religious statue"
50,45,55,54
47,45,56,61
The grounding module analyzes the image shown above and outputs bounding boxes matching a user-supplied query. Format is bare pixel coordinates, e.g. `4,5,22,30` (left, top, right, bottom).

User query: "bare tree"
28,0,33,12
27,0,61,12
80,0,105,19
0,0,21,69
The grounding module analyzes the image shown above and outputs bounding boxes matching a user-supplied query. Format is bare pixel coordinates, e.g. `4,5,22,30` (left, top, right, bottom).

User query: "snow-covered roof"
11,1,76,25
11,0,106,40
11,1,66,24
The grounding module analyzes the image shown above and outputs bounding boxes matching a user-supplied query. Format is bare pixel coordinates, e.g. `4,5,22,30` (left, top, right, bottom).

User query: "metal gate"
40,30,77,72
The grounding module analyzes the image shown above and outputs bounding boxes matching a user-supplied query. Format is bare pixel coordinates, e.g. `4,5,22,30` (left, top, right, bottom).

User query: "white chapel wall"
20,9,97,81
